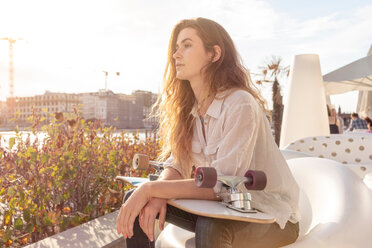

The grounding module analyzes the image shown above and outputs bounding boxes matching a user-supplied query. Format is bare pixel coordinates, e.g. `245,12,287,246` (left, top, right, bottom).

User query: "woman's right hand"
139,197,167,242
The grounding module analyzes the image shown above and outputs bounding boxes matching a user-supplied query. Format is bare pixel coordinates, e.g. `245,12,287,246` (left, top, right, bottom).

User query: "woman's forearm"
145,179,217,200
158,167,183,180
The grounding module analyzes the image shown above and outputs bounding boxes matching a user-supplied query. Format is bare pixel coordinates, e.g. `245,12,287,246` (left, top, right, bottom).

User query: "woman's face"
173,27,212,82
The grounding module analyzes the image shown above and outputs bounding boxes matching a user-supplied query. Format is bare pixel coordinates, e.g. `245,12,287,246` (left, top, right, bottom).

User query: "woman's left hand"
116,183,151,239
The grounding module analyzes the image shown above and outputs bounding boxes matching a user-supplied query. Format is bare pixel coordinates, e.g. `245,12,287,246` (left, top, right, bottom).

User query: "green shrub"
0,112,160,247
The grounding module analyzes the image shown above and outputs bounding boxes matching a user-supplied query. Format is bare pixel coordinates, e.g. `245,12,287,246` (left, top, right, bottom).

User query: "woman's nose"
173,49,181,59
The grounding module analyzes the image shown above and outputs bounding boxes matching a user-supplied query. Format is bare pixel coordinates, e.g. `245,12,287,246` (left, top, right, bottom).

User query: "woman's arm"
128,167,184,241
117,176,217,240
158,166,183,180
144,179,217,200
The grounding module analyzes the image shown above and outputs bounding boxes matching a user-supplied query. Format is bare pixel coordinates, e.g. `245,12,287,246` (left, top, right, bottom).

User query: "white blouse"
164,89,300,229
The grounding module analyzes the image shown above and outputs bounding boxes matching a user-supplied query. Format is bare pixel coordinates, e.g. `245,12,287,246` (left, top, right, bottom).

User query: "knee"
123,189,136,204
195,217,232,247
196,217,226,233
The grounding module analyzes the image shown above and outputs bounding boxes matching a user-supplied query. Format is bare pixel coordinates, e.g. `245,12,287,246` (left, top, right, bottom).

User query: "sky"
0,0,371,112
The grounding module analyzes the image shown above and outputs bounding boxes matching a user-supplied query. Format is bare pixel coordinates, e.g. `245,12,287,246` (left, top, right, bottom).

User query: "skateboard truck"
195,167,267,213
132,154,164,181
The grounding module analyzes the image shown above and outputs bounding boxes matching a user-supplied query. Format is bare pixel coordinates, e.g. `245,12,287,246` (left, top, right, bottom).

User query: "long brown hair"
155,17,269,177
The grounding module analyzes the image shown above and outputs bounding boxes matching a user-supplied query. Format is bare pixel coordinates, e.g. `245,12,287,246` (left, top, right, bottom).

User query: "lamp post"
102,71,120,91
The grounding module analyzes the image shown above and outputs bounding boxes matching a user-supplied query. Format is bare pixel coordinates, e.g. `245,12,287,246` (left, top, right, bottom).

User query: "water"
0,130,152,150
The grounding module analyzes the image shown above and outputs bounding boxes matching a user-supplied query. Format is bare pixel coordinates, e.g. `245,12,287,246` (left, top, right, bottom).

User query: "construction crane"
0,37,23,115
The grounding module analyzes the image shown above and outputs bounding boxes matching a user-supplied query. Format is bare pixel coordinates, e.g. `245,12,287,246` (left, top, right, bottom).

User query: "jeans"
123,189,299,248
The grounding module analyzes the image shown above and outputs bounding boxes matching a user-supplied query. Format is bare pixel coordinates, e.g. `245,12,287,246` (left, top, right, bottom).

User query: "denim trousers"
123,189,299,248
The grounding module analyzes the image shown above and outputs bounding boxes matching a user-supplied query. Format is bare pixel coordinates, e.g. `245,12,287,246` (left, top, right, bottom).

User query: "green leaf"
30,151,37,162
14,218,24,230
41,154,49,164
27,115,34,123
9,137,15,149
20,190,25,202
55,195,62,205
4,211,11,225
35,216,41,226
63,192,70,200
60,217,70,231
25,222,34,233
42,215,53,226
9,198,16,209
23,208,31,223
7,187,15,197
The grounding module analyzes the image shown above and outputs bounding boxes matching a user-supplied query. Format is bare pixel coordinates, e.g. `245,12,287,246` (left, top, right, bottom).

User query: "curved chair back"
284,157,372,247
156,157,372,248
284,133,372,165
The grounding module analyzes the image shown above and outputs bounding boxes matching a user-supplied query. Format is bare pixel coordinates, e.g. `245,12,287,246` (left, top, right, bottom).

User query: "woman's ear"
211,45,221,63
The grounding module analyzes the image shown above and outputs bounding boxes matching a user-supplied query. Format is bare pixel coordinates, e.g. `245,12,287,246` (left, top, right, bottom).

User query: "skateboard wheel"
195,167,217,188
244,170,267,190
132,154,149,170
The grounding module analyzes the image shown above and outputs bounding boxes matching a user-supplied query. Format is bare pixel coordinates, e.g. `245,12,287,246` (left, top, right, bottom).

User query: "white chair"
156,157,372,248
280,149,313,160
284,134,372,181
283,157,372,247
283,133,372,165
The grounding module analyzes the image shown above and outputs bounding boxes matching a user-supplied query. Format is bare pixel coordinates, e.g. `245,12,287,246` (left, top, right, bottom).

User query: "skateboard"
116,154,275,224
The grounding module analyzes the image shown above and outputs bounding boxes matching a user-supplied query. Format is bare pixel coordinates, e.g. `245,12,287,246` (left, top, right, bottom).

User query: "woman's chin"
176,73,187,80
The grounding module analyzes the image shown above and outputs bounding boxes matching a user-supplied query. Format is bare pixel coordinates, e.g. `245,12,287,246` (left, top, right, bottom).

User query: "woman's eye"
184,43,191,48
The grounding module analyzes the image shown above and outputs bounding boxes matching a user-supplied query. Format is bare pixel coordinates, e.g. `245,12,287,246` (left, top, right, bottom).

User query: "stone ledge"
25,211,125,248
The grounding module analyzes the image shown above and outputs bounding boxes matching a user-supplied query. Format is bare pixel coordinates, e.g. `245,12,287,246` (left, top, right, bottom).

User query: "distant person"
364,117,371,126
365,117,372,133
327,105,340,134
347,113,368,132
335,109,344,134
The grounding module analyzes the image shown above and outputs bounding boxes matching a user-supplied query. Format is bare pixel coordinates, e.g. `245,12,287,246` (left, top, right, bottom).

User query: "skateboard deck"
168,199,275,224
116,176,276,224
116,176,148,187
167,199,275,224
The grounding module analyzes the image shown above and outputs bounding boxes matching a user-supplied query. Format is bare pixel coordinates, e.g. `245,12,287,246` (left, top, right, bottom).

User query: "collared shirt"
164,89,300,228
348,117,368,131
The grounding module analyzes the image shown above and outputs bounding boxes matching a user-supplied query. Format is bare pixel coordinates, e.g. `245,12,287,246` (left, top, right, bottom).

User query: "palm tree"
256,56,289,146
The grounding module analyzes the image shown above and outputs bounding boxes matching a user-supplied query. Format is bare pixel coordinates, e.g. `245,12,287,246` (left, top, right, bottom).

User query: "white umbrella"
323,54,372,95
356,90,372,117
356,46,372,118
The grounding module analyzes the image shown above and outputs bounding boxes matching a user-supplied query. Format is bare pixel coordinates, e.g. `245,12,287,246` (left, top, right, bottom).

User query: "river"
0,130,154,150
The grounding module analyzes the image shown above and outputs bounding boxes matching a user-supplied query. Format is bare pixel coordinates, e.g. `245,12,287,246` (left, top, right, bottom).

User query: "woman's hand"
139,198,167,241
116,183,152,239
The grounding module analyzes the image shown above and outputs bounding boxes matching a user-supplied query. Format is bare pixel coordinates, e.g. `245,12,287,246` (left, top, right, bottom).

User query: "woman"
117,17,300,248
327,105,340,134
365,117,372,133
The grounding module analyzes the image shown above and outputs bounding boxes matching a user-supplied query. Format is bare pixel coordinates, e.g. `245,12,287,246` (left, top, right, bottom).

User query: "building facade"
8,91,79,126
132,90,158,129
1,90,158,129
